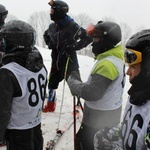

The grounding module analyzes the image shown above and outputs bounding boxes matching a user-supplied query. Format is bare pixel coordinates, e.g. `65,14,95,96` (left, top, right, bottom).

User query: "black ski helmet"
0,4,8,16
126,29,150,77
0,4,8,27
0,20,36,54
87,21,121,55
48,0,69,21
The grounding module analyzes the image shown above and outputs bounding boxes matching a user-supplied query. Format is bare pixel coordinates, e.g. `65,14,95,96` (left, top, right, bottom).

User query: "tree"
6,14,17,22
120,22,132,50
28,11,51,48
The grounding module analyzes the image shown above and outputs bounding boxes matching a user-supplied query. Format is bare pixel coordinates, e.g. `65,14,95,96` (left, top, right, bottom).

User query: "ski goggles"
86,24,104,38
124,49,142,65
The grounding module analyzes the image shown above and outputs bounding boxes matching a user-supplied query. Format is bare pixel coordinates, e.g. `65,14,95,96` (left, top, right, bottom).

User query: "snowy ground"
0,46,130,150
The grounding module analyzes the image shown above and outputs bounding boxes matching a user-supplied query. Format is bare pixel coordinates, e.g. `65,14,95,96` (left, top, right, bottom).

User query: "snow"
0,46,131,150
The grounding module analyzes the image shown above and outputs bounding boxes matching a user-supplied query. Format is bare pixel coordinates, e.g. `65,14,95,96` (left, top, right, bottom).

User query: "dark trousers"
76,123,98,150
48,67,79,89
5,124,43,150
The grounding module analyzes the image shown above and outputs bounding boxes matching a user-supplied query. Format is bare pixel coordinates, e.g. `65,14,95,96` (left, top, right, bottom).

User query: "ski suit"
43,15,92,112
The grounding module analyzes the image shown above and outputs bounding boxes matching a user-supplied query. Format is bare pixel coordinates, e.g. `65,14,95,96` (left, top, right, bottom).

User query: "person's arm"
67,60,119,101
43,29,52,49
0,69,20,141
66,25,93,51
67,71,112,101
74,27,93,50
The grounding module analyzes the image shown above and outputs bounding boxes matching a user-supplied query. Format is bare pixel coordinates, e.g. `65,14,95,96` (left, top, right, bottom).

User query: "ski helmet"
87,21,121,55
0,4,8,16
48,0,69,21
125,29,150,77
0,20,36,54
0,4,8,27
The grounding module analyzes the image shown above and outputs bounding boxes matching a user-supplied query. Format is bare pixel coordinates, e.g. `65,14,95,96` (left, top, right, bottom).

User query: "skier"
94,29,150,150
0,4,8,66
67,21,125,150
0,20,47,150
43,0,92,112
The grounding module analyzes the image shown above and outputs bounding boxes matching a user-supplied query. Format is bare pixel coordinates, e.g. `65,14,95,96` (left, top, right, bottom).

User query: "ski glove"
62,42,78,55
67,71,83,96
94,125,123,150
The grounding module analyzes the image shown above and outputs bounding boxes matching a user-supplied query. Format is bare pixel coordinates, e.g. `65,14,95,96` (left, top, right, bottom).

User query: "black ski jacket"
0,48,47,141
43,15,92,73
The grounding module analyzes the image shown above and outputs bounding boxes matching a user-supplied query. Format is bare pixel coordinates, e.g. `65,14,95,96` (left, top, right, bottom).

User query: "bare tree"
120,22,132,50
28,11,51,47
72,13,96,28
6,14,18,22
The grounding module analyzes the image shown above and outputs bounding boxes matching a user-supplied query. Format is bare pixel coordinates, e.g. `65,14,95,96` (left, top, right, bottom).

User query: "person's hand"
68,71,82,81
62,41,78,55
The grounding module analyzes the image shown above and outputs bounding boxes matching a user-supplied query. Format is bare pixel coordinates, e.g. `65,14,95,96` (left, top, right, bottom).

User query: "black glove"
66,43,78,51
61,41,78,55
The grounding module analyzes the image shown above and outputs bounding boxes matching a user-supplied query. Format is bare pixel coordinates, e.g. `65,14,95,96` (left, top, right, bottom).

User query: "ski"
46,120,74,150
46,108,81,150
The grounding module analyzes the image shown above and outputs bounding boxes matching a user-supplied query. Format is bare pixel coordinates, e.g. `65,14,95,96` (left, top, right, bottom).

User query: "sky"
1,0,150,33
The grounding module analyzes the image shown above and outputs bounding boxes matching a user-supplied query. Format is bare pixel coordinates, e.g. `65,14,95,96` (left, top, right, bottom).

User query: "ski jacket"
121,98,150,150
43,15,92,73
0,48,47,141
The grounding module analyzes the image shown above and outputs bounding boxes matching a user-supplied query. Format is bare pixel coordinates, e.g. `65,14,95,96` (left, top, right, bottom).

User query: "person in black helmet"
43,0,92,112
0,20,47,150
0,4,8,67
67,20,125,150
94,29,150,150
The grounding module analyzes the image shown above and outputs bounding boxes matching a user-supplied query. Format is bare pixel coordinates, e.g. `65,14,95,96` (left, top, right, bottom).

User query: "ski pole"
57,56,70,130
73,96,77,150
76,96,84,113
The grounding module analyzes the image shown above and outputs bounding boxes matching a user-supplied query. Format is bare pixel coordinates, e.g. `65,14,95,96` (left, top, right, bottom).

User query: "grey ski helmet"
0,20,36,53
48,0,69,21
126,29,150,77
